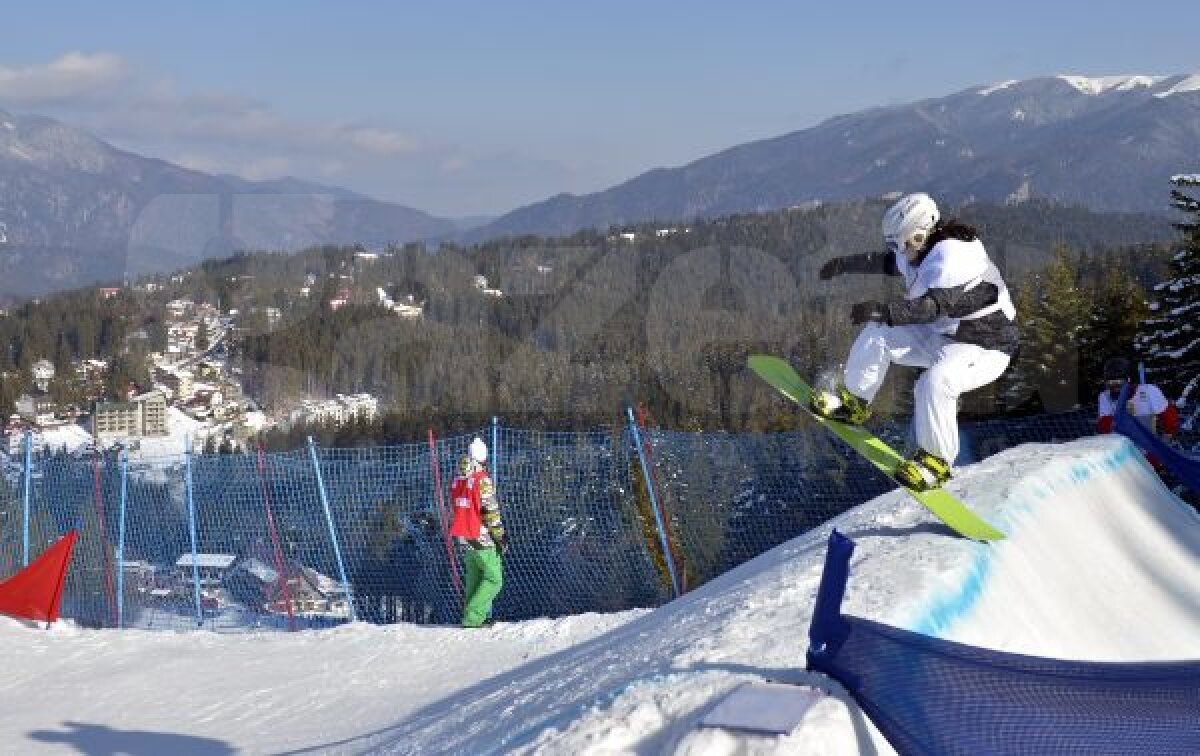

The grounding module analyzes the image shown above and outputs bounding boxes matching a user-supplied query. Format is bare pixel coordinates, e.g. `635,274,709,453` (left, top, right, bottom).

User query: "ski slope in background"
1,436,1197,755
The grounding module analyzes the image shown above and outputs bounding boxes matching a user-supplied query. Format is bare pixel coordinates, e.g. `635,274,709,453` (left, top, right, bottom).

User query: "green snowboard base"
748,355,1005,542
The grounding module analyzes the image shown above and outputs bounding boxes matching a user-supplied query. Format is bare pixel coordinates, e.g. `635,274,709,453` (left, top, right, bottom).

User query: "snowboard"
748,355,1005,542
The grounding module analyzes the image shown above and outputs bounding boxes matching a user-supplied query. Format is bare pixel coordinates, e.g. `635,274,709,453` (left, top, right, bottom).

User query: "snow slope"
0,436,1196,755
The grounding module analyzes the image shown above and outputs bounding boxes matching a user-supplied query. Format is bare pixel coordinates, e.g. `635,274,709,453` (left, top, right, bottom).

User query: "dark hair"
925,219,979,248
1103,357,1134,382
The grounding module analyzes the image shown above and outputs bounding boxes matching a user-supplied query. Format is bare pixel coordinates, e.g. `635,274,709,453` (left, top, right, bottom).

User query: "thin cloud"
0,51,582,214
1,52,421,163
0,52,130,104
341,125,418,156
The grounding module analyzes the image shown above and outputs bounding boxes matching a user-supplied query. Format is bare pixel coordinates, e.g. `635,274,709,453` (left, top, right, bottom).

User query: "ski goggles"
885,233,928,256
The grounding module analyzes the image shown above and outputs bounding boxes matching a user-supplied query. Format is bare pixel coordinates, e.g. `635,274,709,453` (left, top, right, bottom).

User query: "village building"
93,391,169,442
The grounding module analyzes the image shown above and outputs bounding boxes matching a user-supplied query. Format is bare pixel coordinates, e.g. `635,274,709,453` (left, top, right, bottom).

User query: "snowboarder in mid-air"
811,193,1019,490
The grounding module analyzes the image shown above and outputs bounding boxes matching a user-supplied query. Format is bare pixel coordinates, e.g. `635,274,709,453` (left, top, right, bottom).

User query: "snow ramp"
362,436,1199,755
808,531,1199,755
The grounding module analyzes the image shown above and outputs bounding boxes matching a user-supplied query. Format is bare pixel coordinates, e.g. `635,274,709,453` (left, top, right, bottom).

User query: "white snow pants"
843,323,1011,463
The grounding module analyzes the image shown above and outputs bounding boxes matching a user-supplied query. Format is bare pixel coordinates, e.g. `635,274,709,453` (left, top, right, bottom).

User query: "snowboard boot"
810,384,872,425
894,448,953,491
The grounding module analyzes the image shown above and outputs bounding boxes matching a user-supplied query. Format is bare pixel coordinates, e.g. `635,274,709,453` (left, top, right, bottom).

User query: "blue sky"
1,1,1197,216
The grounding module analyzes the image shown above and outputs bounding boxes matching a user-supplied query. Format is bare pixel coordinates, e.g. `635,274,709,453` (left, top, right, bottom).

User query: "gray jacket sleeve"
825,251,901,277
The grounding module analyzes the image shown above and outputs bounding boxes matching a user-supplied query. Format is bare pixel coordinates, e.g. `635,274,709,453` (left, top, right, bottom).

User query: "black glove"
494,534,509,557
818,258,843,280
850,300,889,325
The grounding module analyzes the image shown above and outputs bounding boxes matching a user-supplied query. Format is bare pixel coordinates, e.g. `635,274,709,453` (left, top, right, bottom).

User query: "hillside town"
0,235,578,458
2,289,383,459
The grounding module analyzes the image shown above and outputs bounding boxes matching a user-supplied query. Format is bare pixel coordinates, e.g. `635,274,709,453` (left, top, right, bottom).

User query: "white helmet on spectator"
469,437,488,464
882,193,939,255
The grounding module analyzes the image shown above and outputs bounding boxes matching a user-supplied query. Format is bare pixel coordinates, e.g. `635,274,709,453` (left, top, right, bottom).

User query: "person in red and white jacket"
1097,357,1179,469
448,437,507,628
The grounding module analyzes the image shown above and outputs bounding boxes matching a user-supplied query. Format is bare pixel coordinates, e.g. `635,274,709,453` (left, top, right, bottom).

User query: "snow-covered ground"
1,436,1197,755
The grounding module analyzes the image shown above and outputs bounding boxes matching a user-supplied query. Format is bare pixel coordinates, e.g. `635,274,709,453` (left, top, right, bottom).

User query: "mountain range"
1,72,1198,298
465,73,1200,241
0,109,455,298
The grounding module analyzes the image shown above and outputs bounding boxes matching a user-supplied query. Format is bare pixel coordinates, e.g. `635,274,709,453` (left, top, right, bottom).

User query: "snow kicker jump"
807,529,1200,755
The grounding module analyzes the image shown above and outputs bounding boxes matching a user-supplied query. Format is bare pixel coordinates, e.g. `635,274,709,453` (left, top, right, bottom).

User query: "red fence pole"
428,429,463,599
257,445,295,631
636,405,687,593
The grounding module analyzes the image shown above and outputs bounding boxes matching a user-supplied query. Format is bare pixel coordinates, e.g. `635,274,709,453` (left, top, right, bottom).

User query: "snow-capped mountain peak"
1056,74,1165,95
1156,73,1200,98
977,79,1019,96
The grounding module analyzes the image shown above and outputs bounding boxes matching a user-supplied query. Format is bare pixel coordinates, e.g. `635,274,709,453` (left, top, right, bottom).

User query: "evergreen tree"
1136,175,1200,409
1078,258,1150,404
999,279,1044,412
1004,247,1092,412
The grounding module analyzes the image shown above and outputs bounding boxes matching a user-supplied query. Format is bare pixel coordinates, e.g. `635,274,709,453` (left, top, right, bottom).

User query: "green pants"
461,547,503,627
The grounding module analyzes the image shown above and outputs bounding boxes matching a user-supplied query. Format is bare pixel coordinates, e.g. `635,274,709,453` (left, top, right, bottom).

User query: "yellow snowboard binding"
809,384,872,425
894,449,953,491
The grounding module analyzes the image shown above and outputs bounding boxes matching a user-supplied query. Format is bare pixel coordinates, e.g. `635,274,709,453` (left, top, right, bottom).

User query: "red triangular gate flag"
0,531,78,623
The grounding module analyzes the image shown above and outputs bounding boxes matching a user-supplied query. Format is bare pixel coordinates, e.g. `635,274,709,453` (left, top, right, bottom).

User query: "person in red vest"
1097,357,1180,471
448,437,507,628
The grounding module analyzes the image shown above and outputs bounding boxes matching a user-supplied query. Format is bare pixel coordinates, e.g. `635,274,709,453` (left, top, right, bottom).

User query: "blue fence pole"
21,432,31,567
116,448,129,629
306,437,357,623
184,435,203,626
626,407,681,598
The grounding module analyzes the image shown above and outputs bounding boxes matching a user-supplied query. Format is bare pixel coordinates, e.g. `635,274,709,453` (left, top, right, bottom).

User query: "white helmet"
882,193,939,254
469,437,488,464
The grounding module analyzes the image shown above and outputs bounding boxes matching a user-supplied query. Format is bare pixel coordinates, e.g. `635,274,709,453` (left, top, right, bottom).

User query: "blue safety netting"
959,410,1095,462
638,428,894,589
1114,384,1200,495
0,407,1189,633
0,461,24,578
486,425,668,619
807,530,1200,756
0,424,671,631
637,410,1102,588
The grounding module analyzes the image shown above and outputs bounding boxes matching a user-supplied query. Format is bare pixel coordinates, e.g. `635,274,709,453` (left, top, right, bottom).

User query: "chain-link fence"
3,407,1184,632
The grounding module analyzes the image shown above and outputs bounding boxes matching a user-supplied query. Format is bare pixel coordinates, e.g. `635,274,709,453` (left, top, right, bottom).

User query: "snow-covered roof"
1057,74,1165,95
239,557,279,583
304,567,346,596
31,424,93,454
175,553,237,569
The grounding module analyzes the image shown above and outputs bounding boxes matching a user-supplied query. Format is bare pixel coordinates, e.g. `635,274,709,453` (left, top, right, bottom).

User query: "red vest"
448,470,487,538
